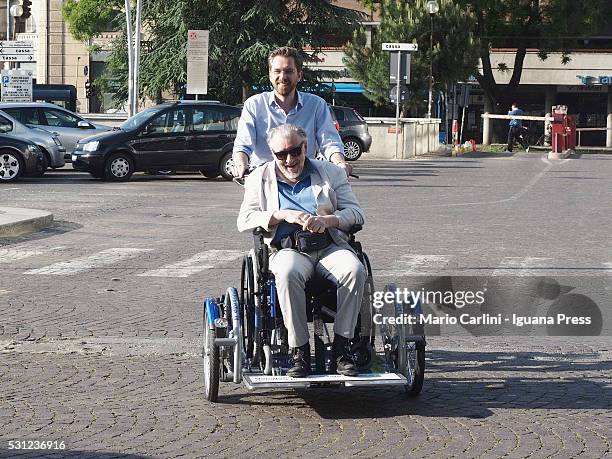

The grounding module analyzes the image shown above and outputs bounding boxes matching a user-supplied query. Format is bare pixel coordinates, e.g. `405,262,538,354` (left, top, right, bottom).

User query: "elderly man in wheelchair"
237,123,366,378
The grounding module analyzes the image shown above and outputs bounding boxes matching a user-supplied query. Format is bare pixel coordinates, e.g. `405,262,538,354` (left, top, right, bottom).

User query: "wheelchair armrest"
348,224,363,235
253,227,267,235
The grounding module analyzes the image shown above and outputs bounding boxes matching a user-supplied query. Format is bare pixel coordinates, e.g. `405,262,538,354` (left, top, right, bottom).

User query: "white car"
0,102,111,158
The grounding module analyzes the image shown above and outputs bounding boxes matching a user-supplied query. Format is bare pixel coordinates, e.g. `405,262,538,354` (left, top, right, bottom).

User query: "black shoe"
287,343,311,378
332,335,358,377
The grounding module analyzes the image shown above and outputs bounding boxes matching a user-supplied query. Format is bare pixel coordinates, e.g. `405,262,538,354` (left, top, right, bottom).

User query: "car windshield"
119,106,165,131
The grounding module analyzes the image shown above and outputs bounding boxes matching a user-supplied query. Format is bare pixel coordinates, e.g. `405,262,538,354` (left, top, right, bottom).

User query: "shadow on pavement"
0,450,153,458
219,348,611,419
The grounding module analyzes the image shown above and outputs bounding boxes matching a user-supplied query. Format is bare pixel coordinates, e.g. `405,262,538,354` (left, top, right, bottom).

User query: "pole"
124,0,134,117
394,51,401,159
133,0,142,115
427,14,433,118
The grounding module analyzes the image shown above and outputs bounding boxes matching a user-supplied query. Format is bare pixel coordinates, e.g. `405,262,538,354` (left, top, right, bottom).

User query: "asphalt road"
1,152,611,458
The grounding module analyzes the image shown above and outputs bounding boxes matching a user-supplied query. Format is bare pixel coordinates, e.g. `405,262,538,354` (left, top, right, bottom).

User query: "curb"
0,207,54,238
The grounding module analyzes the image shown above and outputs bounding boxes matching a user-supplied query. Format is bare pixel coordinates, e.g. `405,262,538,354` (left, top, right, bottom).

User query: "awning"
326,82,365,93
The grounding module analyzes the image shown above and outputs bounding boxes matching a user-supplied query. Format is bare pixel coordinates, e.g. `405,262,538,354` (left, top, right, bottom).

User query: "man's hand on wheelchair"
232,151,249,178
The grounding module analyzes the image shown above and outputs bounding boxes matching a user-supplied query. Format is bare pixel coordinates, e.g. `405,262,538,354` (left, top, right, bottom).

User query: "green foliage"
456,0,612,111
63,0,122,42
345,0,479,112
63,0,363,107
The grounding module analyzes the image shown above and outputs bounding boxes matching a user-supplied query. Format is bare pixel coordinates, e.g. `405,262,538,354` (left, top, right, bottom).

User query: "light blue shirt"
232,90,344,168
272,160,317,245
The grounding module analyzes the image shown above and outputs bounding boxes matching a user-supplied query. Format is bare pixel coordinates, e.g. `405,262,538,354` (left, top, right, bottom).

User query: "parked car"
330,105,372,161
0,102,111,157
0,134,44,182
0,111,65,175
72,101,241,182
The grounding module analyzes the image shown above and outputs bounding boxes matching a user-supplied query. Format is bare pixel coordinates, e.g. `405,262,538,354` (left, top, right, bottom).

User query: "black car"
330,105,372,161
72,101,241,181
0,134,44,182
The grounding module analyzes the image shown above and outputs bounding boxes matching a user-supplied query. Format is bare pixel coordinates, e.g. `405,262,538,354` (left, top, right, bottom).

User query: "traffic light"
85,80,91,98
22,0,32,19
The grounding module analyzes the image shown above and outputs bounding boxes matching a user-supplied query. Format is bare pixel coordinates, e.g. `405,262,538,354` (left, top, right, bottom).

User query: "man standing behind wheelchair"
237,123,366,378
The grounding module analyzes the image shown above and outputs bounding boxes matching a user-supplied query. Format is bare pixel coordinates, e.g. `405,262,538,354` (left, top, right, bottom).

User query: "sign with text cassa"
187,30,209,95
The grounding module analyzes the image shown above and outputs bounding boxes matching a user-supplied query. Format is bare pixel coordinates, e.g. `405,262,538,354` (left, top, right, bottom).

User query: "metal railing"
576,127,612,147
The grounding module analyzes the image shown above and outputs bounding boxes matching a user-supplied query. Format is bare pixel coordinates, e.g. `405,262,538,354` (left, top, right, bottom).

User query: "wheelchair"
202,226,426,403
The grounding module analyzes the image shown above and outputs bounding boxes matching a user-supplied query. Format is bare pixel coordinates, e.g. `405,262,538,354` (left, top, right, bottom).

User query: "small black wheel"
104,152,134,181
400,340,425,397
200,169,220,179
0,151,23,182
219,152,234,181
202,301,220,402
343,137,363,161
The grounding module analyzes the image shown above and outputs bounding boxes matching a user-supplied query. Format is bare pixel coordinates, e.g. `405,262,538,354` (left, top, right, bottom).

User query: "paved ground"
1,153,611,457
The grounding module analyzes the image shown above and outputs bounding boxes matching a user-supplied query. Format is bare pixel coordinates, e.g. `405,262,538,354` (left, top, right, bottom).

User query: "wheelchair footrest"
243,372,407,390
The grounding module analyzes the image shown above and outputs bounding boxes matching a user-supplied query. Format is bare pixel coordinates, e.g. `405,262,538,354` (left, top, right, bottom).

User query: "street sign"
0,40,34,62
389,52,410,84
1,69,33,102
382,43,418,52
186,30,209,95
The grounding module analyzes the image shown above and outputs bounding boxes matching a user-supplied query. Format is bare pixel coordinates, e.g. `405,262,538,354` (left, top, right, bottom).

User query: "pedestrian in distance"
506,102,530,153
232,46,352,178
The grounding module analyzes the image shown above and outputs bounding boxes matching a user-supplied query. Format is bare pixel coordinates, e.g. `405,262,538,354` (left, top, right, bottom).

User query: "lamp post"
426,0,439,118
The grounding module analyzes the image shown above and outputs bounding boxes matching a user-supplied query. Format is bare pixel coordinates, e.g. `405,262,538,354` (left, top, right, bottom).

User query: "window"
41,109,81,128
2,107,39,125
0,115,13,133
192,107,240,132
332,107,345,121
146,108,187,134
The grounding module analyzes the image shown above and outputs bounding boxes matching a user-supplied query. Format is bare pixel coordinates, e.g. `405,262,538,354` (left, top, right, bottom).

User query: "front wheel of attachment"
399,340,425,397
202,304,220,402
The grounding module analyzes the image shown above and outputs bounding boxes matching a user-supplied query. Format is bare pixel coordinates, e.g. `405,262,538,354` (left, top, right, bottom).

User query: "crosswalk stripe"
0,246,64,263
24,248,152,275
137,250,243,278
377,255,451,277
491,257,553,276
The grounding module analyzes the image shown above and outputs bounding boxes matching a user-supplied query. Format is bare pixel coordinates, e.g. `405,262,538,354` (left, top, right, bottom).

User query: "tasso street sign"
0,40,34,62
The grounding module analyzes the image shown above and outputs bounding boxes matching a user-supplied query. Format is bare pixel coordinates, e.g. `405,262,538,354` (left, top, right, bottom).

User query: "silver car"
0,111,65,173
0,102,111,157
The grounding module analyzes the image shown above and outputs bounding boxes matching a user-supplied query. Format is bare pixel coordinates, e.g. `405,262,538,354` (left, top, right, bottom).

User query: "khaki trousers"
269,244,366,348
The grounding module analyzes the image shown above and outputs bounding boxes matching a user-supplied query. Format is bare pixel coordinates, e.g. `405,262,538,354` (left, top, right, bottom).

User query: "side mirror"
143,124,155,135
78,120,92,129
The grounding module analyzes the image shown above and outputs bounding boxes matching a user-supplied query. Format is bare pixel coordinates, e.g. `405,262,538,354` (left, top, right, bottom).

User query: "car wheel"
0,151,23,182
104,152,134,182
219,152,234,181
200,169,220,179
343,137,363,161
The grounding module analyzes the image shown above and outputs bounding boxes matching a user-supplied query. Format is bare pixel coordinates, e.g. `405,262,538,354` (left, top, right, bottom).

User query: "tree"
459,0,612,114
63,0,363,107
344,0,479,115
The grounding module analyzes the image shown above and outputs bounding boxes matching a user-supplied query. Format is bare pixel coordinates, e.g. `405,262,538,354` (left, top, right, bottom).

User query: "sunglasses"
272,142,304,160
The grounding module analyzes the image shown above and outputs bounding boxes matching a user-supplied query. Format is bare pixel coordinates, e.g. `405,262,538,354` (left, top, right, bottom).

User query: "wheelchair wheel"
202,304,220,402
240,254,256,360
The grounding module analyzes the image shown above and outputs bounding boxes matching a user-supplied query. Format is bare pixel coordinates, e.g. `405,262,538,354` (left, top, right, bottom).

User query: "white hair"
267,123,307,146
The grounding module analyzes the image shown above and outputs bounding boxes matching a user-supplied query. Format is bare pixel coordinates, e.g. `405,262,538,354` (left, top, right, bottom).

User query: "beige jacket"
237,160,364,250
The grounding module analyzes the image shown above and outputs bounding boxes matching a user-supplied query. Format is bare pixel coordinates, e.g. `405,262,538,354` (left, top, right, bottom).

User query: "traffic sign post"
1,69,33,102
187,30,209,95
382,43,418,159
0,40,34,62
